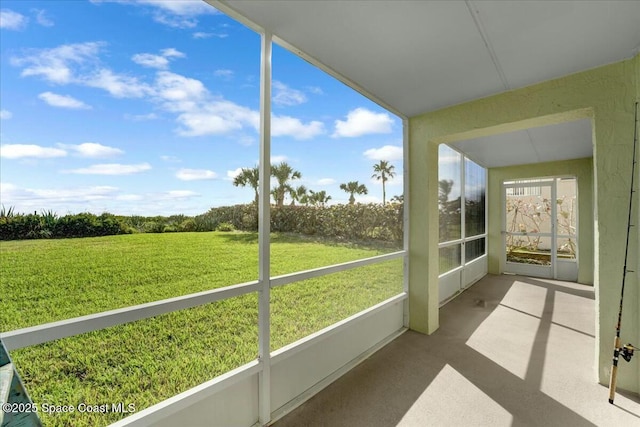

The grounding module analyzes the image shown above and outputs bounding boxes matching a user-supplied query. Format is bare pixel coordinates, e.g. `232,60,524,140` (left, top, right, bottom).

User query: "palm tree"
232,166,259,205
289,185,308,206
308,190,331,207
438,179,454,208
339,181,368,204
271,162,302,207
390,194,404,204
371,160,396,205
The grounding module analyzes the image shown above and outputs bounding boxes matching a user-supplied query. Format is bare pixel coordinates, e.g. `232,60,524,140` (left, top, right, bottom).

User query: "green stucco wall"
489,158,594,285
409,54,639,393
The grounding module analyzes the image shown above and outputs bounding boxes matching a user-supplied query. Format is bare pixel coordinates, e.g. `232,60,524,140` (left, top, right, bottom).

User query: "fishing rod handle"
608,335,621,403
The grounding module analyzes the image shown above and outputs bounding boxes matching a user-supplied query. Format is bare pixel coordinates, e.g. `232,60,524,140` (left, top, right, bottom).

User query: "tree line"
233,160,398,206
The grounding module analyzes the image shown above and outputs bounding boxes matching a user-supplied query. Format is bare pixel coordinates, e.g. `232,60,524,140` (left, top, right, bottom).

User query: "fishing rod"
608,101,638,404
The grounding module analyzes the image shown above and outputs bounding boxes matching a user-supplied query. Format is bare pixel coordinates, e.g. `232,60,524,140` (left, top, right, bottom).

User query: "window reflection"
465,158,485,237
439,145,461,243
439,146,486,275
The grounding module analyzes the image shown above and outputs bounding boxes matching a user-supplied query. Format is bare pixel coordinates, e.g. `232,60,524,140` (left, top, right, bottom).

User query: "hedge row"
198,203,403,243
0,212,128,240
1,204,403,243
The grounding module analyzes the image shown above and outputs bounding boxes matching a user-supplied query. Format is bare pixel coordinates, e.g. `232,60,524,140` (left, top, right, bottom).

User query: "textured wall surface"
409,55,639,393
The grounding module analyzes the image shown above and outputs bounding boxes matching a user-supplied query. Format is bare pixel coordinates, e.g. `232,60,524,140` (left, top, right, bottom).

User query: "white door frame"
503,177,578,281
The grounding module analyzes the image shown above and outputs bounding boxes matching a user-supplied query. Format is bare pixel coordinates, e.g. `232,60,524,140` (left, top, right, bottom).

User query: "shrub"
216,222,235,232
178,218,197,232
143,221,164,233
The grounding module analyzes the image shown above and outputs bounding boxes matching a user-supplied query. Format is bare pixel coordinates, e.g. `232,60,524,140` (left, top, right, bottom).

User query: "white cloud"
38,92,91,109
363,145,403,161
11,42,103,84
132,48,184,69
154,71,207,107
0,182,206,216
11,42,153,98
160,155,181,162
317,178,336,185
12,42,325,142
141,0,216,28
59,142,124,158
270,155,288,163
33,9,54,27
193,31,228,39
214,69,234,79
139,0,215,16
438,152,461,165
0,183,118,203
1,9,28,30
306,86,324,95
193,32,212,39
155,74,259,135
237,135,256,146
174,110,245,136
333,108,394,138
161,48,185,58
91,0,217,28
176,168,217,181
82,68,152,98
1,144,67,159
0,110,12,120
161,190,200,199
226,168,243,180
117,194,144,201
273,81,307,106
132,53,169,69
272,116,324,140
65,163,151,175
153,14,198,28
125,112,158,121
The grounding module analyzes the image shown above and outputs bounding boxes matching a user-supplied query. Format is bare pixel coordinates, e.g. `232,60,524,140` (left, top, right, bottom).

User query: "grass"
0,232,402,427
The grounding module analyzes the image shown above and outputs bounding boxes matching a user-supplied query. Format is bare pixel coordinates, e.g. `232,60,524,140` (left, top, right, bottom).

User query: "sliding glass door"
438,145,487,304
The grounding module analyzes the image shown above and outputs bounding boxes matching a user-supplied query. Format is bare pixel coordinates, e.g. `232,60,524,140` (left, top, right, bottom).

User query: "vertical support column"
402,118,410,327
258,31,272,426
409,134,439,334
460,153,466,289
551,179,557,279
484,167,489,263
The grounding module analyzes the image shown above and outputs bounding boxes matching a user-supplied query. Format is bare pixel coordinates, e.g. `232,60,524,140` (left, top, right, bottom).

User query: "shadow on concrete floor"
274,274,639,426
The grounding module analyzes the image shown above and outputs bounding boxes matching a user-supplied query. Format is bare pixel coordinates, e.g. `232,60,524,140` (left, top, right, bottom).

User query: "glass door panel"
504,177,578,280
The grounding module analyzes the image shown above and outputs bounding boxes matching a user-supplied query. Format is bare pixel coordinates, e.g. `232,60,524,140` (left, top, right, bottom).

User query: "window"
438,146,487,276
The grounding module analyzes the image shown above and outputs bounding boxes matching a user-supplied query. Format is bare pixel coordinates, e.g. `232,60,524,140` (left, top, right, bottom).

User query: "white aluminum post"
402,118,410,327
258,31,272,425
484,167,488,259
551,178,558,279
460,153,466,290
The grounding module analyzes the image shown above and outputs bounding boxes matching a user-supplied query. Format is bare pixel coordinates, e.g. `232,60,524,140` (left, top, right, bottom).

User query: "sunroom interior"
3,1,639,426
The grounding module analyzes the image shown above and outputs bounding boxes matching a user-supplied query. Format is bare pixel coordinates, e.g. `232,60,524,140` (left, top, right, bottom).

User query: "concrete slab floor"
273,274,640,427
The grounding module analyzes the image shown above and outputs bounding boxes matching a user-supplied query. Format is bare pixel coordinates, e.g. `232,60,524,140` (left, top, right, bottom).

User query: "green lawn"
1,232,403,427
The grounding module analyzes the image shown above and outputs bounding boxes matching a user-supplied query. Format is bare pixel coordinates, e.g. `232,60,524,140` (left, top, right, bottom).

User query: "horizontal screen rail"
270,250,405,288
1,281,260,350
438,234,487,249
3,252,406,351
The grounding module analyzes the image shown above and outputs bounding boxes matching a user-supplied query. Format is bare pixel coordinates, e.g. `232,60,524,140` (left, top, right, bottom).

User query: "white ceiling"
449,118,593,168
213,0,639,167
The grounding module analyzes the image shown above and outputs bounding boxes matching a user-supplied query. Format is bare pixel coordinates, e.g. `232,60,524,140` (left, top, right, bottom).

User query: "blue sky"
0,0,403,216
